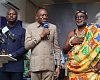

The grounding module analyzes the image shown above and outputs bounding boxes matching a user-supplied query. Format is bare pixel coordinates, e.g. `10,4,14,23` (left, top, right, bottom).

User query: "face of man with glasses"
75,10,88,26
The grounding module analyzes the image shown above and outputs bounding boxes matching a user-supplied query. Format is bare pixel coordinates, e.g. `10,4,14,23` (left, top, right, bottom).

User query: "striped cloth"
68,23,100,80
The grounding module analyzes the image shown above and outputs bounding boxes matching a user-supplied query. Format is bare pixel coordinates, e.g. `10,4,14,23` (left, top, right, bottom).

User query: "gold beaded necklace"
73,28,84,54
75,28,84,38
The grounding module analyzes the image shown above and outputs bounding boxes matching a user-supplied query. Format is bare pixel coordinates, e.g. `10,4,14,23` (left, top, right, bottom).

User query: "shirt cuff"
33,36,41,44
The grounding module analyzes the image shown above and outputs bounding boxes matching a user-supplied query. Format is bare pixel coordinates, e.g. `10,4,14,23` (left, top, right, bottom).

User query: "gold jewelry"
72,29,84,54
76,28,84,38
69,41,73,46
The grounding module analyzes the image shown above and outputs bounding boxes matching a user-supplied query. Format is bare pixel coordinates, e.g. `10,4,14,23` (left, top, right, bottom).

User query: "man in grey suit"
25,7,61,80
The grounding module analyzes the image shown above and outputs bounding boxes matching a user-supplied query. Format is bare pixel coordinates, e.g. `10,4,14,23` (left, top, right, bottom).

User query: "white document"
0,55,17,61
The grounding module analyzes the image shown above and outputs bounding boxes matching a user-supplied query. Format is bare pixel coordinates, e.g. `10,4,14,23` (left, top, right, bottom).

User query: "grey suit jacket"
25,21,61,72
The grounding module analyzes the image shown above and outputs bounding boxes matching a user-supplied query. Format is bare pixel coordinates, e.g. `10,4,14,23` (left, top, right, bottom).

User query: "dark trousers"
58,68,65,80
0,72,23,80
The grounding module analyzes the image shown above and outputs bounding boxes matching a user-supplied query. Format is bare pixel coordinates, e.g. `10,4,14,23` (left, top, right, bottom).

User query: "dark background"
45,2,100,49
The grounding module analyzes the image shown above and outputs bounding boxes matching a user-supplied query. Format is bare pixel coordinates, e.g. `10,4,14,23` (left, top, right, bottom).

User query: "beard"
76,20,87,26
9,19,16,22
8,19,16,24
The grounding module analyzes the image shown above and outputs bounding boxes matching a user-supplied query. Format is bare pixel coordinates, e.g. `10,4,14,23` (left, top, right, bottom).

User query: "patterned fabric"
68,23,100,80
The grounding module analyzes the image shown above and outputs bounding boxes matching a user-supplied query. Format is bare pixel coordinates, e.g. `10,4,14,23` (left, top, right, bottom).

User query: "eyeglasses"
75,15,85,19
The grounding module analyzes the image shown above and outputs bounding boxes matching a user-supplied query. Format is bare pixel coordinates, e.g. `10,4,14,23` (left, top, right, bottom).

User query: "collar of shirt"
35,21,43,28
7,23,18,29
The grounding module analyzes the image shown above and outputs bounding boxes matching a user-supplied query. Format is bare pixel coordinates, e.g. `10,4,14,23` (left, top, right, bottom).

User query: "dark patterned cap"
75,10,88,19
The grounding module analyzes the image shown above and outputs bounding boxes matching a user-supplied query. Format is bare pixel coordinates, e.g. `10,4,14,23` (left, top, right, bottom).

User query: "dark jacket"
0,24,28,72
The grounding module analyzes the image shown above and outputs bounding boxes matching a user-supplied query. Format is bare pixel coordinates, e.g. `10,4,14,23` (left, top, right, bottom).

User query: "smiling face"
75,12,88,26
36,9,48,24
6,9,17,23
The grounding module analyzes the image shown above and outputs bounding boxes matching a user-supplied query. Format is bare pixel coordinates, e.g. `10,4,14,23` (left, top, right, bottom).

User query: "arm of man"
11,29,28,58
25,24,50,50
63,31,74,54
25,25,42,50
63,30,84,54
53,26,61,79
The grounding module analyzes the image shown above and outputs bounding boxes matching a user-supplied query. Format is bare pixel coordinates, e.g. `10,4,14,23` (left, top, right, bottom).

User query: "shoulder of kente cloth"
87,23,100,28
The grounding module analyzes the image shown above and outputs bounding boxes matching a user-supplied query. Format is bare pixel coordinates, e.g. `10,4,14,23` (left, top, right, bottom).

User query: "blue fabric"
60,51,65,64
0,72,23,80
96,24,100,28
54,50,66,65
87,23,92,27
0,24,28,72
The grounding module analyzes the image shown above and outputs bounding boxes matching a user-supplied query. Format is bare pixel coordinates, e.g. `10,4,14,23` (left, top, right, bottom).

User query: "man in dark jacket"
0,9,28,80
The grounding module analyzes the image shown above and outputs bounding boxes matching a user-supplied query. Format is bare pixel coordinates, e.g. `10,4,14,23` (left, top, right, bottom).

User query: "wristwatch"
57,65,61,68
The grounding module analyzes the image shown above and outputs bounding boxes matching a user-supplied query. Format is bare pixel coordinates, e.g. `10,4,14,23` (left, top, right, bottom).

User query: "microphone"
2,26,16,42
43,22,49,40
